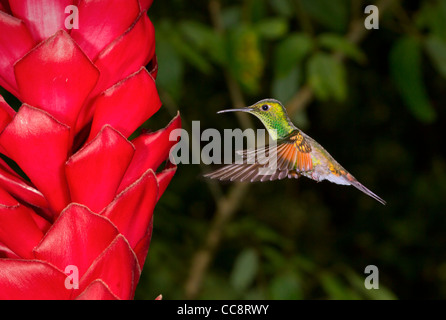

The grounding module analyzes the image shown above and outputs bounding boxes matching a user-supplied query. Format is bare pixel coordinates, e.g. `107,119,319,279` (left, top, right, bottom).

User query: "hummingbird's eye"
261,104,270,111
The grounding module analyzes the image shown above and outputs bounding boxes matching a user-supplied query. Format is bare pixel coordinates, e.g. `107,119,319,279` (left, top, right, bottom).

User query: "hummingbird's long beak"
217,107,252,114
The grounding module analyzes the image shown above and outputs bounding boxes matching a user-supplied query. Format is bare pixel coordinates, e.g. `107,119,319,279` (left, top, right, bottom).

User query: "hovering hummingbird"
204,98,386,205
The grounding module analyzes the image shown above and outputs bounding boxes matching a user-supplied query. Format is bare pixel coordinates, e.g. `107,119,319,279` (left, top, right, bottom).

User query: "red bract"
0,0,180,299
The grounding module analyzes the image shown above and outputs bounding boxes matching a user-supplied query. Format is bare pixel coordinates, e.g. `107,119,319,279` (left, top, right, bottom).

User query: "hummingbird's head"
217,99,295,140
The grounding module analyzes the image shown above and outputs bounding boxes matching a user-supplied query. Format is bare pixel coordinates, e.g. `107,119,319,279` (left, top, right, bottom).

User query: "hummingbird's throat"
254,114,295,140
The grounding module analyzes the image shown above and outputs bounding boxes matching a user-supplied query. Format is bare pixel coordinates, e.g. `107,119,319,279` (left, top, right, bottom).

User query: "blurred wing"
203,162,292,182
204,131,313,182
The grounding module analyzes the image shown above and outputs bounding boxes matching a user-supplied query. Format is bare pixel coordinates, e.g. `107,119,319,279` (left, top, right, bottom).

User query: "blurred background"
136,0,446,299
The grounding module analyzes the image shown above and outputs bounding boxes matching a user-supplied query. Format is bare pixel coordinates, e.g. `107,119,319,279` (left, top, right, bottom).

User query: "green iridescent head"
218,98,295,140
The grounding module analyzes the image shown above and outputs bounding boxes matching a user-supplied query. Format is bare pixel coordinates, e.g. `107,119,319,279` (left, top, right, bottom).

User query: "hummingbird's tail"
345,173,386,205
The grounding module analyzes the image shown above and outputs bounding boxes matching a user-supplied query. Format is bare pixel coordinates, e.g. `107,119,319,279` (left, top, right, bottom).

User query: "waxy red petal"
0,182,51,235
33,204,119,277
118,113,181,193
0,1,172,300
0,259,70,300
79,235,140,300
156,166,177,201
66,125,135,213
132,218,153,269
0,187,18,207
0,241,19,259
70,0,140,60
0,158,49,209
0,95,15,155
0,11,35,97
0,95,14,130
14,30,99,129
87,67,161,142
75,279,119,300
0,105,70,215
0,192,44,259
9,0,72,42
91,12,155,97
139,0,154,11
102,169,157,249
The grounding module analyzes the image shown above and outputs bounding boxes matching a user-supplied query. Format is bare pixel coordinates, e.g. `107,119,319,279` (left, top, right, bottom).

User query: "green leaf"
273,33,307,102
270,272,303,300
301,0,349,32
221,6,242,30
345,268,398,300
230,249,259,292
307,52,347,101
255,17,288,39
179,20,213,49
156,20,212,75
274,33,313,77
390,36,436,123
424,35,446,79
319,272,360,300
155,38,184,101
269,0,294,17
227,25,264,94
272,65,300,103
245,0,267,23
179,20,226,65
318,33,366,63
170,33,213,74
416,1,446,41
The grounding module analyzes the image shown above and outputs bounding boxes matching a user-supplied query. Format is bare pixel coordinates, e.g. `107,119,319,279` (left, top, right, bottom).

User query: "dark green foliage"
135,0,446,300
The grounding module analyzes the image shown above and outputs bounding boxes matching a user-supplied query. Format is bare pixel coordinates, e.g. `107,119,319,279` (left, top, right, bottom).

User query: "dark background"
136,0,446,299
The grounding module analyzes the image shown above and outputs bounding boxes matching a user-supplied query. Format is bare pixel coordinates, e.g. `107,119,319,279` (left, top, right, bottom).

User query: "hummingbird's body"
204,98,386,205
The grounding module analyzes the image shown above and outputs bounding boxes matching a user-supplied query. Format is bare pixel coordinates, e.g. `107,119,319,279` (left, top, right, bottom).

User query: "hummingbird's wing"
239,130,313,172
204,131,313,182
203,161,290,182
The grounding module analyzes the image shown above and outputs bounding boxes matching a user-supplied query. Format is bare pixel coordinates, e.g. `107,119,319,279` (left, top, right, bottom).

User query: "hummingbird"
204,98,386,205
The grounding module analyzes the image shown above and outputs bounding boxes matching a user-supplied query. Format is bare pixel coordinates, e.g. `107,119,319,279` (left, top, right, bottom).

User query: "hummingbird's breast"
301,133,350,185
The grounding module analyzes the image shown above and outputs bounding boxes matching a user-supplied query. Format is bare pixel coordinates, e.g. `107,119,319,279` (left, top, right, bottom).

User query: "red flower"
0,0,180,299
